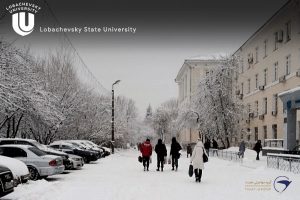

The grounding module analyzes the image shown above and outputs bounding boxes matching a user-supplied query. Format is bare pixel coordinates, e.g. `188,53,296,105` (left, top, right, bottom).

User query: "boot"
161,167,163,172
156,168,159,171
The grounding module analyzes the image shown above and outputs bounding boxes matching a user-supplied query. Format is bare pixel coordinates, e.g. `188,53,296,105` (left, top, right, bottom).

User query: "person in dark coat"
253,140,262,160
140,139,153,171
155,139,167,171
170,137,182,171
238,140,246,158
204,139,211,156
212,139,219,156
186,144,192,158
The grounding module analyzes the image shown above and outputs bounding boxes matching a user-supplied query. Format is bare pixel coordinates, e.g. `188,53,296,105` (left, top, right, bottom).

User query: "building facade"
233,0,300,149
175,58,222,145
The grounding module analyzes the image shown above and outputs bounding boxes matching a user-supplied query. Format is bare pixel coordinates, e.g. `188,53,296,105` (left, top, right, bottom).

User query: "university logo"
6,2,41,36
12,12,35,36
273,176,292,193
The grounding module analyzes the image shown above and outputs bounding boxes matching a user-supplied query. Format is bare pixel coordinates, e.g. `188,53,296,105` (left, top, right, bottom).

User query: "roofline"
175,59,225,82
234,0,292,55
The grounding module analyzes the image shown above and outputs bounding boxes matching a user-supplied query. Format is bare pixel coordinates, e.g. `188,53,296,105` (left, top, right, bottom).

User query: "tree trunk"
12,114,23,138
6,117,11,138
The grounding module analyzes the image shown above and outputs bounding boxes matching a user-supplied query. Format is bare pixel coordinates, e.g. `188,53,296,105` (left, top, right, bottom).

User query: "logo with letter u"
12,12,35,36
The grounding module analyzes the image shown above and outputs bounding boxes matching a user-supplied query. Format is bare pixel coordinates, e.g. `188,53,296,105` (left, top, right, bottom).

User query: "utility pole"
111,80,121,154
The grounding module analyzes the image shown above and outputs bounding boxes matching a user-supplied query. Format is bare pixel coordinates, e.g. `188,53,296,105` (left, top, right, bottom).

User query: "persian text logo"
273,176,292,193
6,2,41,36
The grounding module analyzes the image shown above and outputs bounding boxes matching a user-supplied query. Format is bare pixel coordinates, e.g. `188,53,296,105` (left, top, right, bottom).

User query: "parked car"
67,154,84,169
100,146,111,157
0,145,64,180
0,138,72,170
0,165,14,198
49,142,98,163
0,155,30,185
78,140,105,157
66,140,102,159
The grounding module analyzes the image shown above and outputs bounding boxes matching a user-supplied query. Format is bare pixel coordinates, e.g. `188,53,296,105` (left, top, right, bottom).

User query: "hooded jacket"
155,139,167,158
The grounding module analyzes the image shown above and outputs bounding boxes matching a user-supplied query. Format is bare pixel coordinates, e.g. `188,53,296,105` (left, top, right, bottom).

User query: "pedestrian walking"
190,138,208,182
217,138,225,150
238,140,246,158
154,139,167,171
204,139,211,156
212,139,218,156
170,137,182,171
140,138,153,171
186,144,192,158
253,140,262,160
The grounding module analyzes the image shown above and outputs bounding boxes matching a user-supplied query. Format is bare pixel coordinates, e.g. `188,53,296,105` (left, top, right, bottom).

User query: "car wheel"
28,166,39,181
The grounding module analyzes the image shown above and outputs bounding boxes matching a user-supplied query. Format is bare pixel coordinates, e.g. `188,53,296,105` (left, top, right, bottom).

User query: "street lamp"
111,80,121,154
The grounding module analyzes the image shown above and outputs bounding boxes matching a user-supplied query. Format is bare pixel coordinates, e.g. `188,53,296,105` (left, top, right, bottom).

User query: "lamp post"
111,80,121,154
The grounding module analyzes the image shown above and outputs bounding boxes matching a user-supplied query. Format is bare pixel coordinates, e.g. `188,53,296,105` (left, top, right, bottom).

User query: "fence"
209,148,242,162
267,153,300,174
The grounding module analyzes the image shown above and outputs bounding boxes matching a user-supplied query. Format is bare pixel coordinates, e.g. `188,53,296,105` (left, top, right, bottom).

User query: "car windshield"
29,147,47,156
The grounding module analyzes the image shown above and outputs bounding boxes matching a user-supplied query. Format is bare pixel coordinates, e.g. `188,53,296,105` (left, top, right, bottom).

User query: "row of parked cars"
0,138,110,198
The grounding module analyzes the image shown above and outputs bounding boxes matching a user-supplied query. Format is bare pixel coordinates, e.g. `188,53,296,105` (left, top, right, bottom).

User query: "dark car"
49,142,98,163
0,138,72,170
0,165,14,198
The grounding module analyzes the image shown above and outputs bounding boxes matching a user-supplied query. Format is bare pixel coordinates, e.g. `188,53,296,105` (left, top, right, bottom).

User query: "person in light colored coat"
190,139,208,182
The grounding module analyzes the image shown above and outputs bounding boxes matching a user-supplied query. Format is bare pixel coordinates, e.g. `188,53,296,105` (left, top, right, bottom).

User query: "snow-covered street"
5,149,300,200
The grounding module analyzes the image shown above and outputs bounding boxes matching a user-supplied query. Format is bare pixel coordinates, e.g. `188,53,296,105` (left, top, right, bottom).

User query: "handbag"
138,156,142,163
188,164,193,177
203,148,208,163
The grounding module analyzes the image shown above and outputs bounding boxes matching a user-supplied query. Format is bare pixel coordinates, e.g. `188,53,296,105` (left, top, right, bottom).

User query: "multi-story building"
233,0,300,150
175,58,222,145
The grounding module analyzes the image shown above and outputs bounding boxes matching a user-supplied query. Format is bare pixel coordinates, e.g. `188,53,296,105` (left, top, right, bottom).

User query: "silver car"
0,145,64,180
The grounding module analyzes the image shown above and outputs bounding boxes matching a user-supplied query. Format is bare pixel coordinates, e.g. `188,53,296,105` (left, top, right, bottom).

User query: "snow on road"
5,149,300,200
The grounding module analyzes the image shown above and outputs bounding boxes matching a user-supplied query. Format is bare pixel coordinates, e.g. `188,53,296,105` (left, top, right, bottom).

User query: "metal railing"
209,148,242,162
267,154,300,174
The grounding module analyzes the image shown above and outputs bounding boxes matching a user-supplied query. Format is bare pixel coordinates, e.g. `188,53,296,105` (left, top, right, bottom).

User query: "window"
62,145,72,150
29,147,46,156
273,62,278,82
272,124,277,139
263,40,268,58
240,58,244,73
263,126,267,139
255,47,259,63
286,21,291,42
286,55,291,75
248,53,252,69
263,98,267,114
274,32,278,50
247,104,251,113
241,82,244,94
247,79,251,93
255,101,259,116
1,147,27,157
255,127,258,141
255,74,258,89
272,94,278,113
264,69,268,86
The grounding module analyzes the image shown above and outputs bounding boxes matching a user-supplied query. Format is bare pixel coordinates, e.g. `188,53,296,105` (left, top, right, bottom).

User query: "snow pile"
0,155,29,178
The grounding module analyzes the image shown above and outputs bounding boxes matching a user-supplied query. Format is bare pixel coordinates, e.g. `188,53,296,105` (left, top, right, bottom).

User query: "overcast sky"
0,0,287,117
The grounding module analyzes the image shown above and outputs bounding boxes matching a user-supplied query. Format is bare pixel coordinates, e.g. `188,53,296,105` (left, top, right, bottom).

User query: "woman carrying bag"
190,138,208,182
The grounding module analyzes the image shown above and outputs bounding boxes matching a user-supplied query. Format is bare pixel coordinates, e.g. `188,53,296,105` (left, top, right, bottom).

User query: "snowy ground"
4,148,300,200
